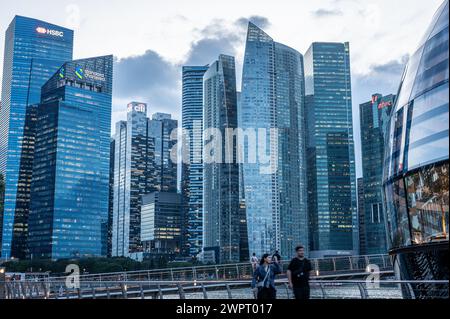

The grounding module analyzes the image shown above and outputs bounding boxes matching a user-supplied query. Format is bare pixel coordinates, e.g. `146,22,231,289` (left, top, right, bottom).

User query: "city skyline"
0,0,444,179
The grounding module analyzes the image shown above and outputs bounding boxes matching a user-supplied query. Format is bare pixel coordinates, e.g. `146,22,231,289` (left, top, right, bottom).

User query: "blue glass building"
26,56,113,259
0,16,73,259
202,55,244,263
359,94,395,255
382,0,448,298
240,23,308,259
181,66,209,257
304,42,358,258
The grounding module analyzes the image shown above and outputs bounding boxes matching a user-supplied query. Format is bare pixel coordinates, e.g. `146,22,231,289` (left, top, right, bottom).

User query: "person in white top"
251,253,259,272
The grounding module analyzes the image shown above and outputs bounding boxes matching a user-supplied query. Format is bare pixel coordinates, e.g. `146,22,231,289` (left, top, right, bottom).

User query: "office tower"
357,178,366,255
148,113,178,192
0,172,4,250
141,192,183,259
181,66,209,257
383,0,448,296
203,55,244,263
112,102,157,258
360,94,395,254
304,42,358,258
26,55,113,259
0,16,74,259
240,22,308,259
107,138,115,257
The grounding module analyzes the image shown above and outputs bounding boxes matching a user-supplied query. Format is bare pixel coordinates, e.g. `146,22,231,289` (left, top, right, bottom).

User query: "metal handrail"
45,254,392,281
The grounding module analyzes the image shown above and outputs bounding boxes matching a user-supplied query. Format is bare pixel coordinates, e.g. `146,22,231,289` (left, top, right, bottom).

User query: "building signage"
85,69,106,82
36,27,64,38
127,103,146,113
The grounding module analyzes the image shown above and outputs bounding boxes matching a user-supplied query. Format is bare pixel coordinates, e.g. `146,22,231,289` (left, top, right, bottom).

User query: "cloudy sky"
0,0,444,177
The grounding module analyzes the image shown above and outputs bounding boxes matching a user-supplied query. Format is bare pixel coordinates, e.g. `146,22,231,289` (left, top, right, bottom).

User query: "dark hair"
260,254,270,265
295,245,304,252
252,253,256,256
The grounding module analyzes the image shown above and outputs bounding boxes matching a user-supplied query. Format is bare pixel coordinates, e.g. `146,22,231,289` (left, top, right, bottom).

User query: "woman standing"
251,254,282,300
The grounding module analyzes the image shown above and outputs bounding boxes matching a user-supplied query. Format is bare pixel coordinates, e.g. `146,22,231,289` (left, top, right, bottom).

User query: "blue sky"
0,0,444,177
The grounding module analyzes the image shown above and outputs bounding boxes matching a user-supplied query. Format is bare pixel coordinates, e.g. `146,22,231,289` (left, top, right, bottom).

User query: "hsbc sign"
36,27,64,38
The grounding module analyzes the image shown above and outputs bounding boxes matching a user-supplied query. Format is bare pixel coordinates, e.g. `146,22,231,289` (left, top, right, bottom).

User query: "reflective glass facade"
27,56,113,259
181,66,208,257
148,113,178,193
112,103,156,257
382,0,448,293
304,42,357,258
141,192,182,258
203,55,244,263
359,94,395,254
0,16,73,259
240,23,308,259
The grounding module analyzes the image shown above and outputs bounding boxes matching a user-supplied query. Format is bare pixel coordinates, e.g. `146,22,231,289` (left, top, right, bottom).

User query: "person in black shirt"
287,245,313,300
272,250,281,263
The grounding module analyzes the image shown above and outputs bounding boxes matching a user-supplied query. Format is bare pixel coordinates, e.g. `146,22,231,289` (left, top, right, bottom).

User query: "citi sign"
36,27,64,38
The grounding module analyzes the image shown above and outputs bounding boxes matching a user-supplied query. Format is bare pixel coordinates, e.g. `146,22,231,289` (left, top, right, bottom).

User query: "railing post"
381,255,387,269
226,284,232,299
170,269,174,281
284,283,291,299
140,284,145,299
332,258,336,272
177,284,185,299
215,267,219,280
319,283,327,299
348,257,353,271
121,283,128,299
158,285,163,299
236,264,240,279
201,283,208,299
357,283,368,299
193,267,197,281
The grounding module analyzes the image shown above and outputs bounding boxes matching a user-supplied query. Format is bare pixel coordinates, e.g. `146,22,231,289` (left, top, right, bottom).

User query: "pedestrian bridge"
49,254,394,282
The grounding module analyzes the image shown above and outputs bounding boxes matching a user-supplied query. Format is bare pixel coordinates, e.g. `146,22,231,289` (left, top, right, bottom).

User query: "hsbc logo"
36,27,64,38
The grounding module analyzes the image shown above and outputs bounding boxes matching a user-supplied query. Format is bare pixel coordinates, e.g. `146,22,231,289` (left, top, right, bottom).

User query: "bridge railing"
3,279,447,300
45,254,392,283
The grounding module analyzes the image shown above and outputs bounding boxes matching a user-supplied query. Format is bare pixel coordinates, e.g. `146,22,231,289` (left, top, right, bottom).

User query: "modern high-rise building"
304,42,358,258
181,66,209,258
111,102,156,257
382,0,448,298
0,16,74,259
357,178,366,255
26,55,113,259
240,22,308,259
107,138,115,257
359,94,395,255
148,113,178,193
203,55,245,263
141,192,183,259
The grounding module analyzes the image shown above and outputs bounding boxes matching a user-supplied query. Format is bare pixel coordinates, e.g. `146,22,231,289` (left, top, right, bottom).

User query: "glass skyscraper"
304,42,358,258
382,0,448,297
240,22,308,259
0,16,74,259
148,113,178,193
203,55,245,263
359,94,395,255
357,178,366,255
181,66,208,257
26,55,113,259
112,103,156,257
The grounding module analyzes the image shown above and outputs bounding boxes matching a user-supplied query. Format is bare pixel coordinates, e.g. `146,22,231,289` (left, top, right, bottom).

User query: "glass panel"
384,179,411,249
405,163,449,244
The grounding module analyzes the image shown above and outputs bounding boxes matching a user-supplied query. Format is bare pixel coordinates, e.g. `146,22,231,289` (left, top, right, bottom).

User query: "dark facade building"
382,0,448,298
148,113,178,193
304,42,358,258
141,192,183,260
203,55,245,263
111,103,156,258
0,16,74,259
240,22,308,259
357,178,366,255
26,55,113,259
181,66,209,258
360,94,395,254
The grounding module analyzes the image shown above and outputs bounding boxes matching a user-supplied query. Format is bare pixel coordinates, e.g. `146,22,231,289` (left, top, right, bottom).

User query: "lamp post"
0,267,6,299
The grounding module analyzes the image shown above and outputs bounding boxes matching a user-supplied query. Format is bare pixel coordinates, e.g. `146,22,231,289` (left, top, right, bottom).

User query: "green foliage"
0,256,201,276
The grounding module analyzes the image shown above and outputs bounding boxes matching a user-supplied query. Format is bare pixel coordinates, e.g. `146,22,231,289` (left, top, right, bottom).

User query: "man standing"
251,253,259,272
287,245,313,300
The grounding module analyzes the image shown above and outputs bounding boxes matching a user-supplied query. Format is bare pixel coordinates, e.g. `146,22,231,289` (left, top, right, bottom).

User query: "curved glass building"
382,0,449,298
